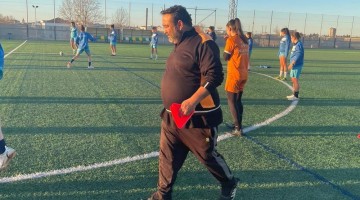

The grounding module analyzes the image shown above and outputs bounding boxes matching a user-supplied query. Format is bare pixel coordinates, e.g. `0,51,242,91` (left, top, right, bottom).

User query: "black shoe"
219,178,239,200
225,122,235,129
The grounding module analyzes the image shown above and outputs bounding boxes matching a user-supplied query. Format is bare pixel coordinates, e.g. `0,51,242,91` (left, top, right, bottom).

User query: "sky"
1,0,360,35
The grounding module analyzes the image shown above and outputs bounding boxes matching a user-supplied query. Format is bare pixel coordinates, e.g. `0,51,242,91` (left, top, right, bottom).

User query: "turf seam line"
2,71,357,199
4,40,28,58
0,71,292,184
241,73,359,200
244,135,360,200
99,56,161,89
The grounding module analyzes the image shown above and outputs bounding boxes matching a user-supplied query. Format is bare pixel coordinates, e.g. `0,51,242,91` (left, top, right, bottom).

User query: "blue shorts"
279,52,286,58
70,37,77,42
290,67,303,79
151,44,157,49
110,41,116,46
0,50,4,80
77,47,91,55
0,58,3,80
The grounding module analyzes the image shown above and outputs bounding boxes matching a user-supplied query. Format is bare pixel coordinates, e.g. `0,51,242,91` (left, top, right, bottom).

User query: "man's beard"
168,28,183,44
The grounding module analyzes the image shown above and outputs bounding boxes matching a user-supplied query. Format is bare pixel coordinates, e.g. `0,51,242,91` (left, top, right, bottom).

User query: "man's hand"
180,98,197,116
180,86,210,115
288,62,294,70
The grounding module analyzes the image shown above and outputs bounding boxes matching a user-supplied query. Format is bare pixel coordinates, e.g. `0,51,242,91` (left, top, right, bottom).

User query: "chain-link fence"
1,1,360,49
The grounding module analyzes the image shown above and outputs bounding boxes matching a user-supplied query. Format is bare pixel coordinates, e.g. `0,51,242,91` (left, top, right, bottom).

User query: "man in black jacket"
148,5,238,200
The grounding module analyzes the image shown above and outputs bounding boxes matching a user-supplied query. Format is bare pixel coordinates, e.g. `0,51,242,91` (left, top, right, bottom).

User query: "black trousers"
155,121,234,199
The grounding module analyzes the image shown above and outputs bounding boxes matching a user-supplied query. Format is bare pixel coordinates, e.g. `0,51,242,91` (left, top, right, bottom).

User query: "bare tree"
111,7,129,28
0,14,17,23
59,0,103,25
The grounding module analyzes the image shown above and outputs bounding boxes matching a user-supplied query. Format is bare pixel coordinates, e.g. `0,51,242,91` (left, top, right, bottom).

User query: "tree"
59,0,103,25
0,14,17,24
111,7,129,28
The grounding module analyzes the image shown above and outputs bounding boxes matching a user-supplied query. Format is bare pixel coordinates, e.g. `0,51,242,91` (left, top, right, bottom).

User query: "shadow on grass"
0,168,358,200
3,125,161,135
222,98,360,107
248,125,359,135
0,96,163,105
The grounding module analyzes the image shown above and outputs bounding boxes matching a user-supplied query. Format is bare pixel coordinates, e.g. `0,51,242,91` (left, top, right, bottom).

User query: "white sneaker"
287,95,299,101
287,94,294,98
87,66,94,69
67,62,71,68
0,146,16,170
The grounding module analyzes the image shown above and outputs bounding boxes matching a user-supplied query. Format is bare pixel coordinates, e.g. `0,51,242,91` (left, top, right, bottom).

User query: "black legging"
226,91,243,130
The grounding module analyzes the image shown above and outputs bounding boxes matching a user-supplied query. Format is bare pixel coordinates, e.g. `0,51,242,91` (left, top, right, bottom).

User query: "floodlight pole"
26,0,29,38
32,5,39,26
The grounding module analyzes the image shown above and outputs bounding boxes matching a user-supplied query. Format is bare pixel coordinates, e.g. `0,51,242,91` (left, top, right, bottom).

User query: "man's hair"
152,26,157,31
209,26,215,31
111,24,114,28
71,21,75,26
160,5,192,27
80,25,85,31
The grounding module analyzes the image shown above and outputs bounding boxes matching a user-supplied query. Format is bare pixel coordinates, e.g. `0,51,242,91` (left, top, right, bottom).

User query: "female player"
70,22,78,55
276,28,291,80
287,32,304,101
224,18,249,136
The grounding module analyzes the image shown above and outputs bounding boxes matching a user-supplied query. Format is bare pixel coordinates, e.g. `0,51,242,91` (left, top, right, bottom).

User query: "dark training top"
160,28,224,128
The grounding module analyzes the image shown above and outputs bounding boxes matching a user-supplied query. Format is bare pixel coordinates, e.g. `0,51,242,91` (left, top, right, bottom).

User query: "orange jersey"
224,35,249,92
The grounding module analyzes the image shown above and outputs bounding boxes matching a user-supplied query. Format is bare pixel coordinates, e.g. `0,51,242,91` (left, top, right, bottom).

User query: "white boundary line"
0,71,298,184
4,40,28,58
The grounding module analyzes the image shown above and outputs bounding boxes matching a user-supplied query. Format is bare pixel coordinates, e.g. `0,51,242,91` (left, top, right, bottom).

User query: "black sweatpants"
155,121,234,199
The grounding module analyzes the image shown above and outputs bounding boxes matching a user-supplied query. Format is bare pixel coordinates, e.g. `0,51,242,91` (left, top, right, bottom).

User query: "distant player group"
66,22,160,69
66,22,118,69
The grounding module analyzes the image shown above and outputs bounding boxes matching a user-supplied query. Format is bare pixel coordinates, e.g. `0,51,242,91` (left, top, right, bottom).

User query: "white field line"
4,40,28,58
0,72,297,183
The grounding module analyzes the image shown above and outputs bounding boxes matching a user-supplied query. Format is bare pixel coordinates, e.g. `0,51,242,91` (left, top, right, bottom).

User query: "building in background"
329,27,336,37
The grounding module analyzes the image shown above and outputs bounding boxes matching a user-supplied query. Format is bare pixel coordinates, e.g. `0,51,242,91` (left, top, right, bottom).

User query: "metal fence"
1,1,360,49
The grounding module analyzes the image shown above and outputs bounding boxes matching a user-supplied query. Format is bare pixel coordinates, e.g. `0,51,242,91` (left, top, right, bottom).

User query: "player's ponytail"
234,18,248,44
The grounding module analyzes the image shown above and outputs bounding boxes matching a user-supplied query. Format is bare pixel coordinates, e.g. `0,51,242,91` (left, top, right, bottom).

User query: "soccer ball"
59,51,64,56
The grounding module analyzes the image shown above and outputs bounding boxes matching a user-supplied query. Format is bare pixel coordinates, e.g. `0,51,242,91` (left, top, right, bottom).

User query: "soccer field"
0,40,359,200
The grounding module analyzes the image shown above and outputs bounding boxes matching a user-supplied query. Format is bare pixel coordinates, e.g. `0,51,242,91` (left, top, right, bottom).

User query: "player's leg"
236,91,244,133
113,43,116,55
67,49,82,68
70,38,77,54
278,56,285,79
248,51,252,70
154,47,158,60
150,46,154,59
292,77,299,97
0,122,16,170
149,121,189,199
287,68,301,100
85,48,93,68
226,91,241,134
180,127,238,199
282,57,288,80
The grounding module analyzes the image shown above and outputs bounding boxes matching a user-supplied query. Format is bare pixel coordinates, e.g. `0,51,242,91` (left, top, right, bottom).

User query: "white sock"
284,72,287,78
279,71,283,77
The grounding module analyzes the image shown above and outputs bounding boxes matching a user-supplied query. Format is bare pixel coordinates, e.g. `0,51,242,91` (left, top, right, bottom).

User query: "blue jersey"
248,38,253,52
278,34,290,57
290,41,304,68
150,33,158,46
109,28,117,43
0,43,4,80
70,27,78,39
76,32,95,50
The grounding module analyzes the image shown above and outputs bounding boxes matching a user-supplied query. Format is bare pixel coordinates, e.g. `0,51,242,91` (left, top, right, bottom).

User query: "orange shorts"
225,78,247,93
